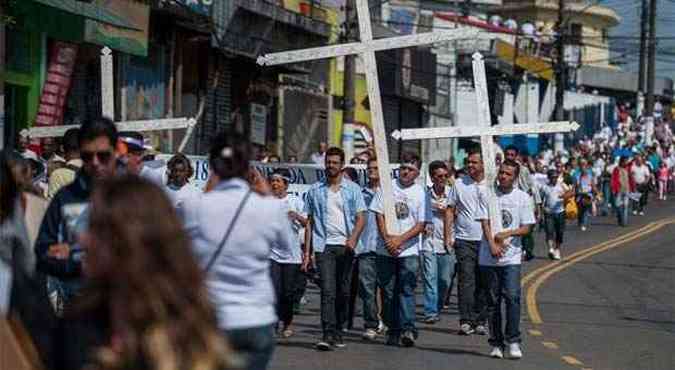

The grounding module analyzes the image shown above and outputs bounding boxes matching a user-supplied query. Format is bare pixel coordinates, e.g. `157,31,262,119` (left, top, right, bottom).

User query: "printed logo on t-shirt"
502,209,513,229
395,201,410,220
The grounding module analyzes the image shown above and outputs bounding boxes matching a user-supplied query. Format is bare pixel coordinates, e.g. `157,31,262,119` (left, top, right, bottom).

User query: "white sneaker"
580,226,587,232
362,329,377,341
553,249,561,260
548,247,555,259
490,346,504,359
639,211,645,216
633,210,638,216
377,320,386,334
508,343,523,359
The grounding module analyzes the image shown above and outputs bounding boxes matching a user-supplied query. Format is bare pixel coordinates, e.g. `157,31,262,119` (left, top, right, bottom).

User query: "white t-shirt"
270,194,305,264
476,187,536,266
164,184,201,210
370,180,429,258
447,175,486,241
325,189,348,245
423,186,451,254
631,164,651,185
540,182,565,214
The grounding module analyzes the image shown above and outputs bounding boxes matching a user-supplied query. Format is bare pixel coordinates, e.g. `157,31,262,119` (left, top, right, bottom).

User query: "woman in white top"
268,169,307,338
183,132,293,370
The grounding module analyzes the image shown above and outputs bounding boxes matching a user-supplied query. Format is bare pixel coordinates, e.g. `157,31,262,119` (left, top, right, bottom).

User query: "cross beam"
395,53,579,232
27,117,196,138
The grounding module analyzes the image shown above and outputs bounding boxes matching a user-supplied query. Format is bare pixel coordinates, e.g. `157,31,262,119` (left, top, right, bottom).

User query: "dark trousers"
223,325,275,370
544,212,566,245
270,260,300,326
480,265,522,347
636,183,650,212
454,239,486,326
316,245,354,336
358,252,379,329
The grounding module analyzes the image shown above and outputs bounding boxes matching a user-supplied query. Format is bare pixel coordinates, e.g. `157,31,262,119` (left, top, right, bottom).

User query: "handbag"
204,190,252,272
565,198,578,220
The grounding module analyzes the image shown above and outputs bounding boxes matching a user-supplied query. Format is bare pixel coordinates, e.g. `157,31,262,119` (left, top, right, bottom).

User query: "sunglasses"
81,150,113,164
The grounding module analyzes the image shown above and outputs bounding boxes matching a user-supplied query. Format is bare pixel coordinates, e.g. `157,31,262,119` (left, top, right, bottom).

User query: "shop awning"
31,0,140,30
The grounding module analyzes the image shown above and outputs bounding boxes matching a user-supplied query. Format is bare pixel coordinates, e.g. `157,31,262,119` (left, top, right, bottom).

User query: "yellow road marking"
528,329,543,336
542,341,559,350
561,356,584,366
526,219,675,324
582,368,594,370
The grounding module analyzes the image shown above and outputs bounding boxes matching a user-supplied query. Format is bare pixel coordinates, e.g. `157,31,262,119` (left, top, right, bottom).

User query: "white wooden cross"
392,53,579,232
258,0,483,233
28,47,196,141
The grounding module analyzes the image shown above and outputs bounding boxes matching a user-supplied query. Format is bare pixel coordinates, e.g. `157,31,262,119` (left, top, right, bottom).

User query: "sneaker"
459,323,475,335
299,295,309,305
580,226,587,231
633,210,638,216
281,328,294,338
333,335,346,348
508,342,523,359
316,336,333,351
474,325,488,335
553,249,561,260
362,329,377,341
385,334,400,346
400,331,416,347
548,247,555,260
490,346,504,359
423,315,438,324
377,320,386,334
639,211,645,216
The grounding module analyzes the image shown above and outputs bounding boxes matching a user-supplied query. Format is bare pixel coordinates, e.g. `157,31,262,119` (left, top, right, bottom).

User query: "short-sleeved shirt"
540,183,566,214
631,164,651,185
476,187,536,266
270,194,305,264
447,176,486,241
423,185,451,254
370,180,429,258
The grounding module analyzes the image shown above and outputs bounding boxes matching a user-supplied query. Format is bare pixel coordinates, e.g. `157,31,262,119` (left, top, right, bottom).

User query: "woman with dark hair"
79,175,235,370
165,153,200,211
183,131,294,370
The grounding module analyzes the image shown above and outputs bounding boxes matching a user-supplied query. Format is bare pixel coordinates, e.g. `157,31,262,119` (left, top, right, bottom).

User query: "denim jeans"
421,250,456,317
315,245,354,336
377,255,418,337
614,193,630,227
480,265,521,347
358,252,379,329
454,239,486,326
577,194,592,227
223,325,275,370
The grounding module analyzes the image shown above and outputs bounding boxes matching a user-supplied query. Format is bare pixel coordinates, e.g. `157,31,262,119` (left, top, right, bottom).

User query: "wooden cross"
258,0,482,233
28,47,196,140
392,53,579,231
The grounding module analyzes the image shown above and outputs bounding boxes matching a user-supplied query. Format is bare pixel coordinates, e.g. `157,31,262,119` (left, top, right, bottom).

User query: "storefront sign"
35,42,78,127
84,0,150,57
250,103,267,146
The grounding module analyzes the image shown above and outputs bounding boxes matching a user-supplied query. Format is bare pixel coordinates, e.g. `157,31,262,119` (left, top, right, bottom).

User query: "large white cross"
393,53,579,232
258,1,483,233
28,47,196,140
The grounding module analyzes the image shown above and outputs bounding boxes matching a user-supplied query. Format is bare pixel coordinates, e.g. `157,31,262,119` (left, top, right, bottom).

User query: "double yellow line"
521,218,675,325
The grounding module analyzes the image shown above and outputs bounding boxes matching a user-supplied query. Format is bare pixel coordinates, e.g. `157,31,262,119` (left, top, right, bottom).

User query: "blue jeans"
480,265,521,347
223,325,275,370
358,252,379,329
614,193,630,226
421,251,456,318
377,255,418,337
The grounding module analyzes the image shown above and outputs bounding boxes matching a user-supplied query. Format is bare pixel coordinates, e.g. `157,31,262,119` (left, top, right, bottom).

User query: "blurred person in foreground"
79,175,236,370
183,131,293,370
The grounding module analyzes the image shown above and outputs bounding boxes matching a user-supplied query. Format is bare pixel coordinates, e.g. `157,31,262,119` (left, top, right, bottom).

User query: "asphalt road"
268,199,675,370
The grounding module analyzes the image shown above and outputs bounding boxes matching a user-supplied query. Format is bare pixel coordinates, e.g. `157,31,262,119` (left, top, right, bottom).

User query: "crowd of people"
1,105,674,370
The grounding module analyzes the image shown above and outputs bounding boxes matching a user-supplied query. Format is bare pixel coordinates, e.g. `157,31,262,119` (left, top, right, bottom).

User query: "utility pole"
554,0,566,152
645,0,657,117
342,0,357,161
637,0,649,116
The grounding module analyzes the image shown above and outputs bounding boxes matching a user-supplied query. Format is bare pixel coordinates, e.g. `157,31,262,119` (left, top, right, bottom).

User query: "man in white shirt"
630,155,651,215
370,152,429,347
310,141,328,166
421,161,456,324
446,149,488,336
476,159,536,360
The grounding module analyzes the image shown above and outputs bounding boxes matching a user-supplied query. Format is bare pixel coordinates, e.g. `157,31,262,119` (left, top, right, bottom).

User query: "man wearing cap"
117,131,165,185
370,152,429,347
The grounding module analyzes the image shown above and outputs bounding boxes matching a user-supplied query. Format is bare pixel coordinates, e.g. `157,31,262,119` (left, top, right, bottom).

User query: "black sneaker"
316,335,333,351
401,331,416,347
386,334,400,346
334,334,346,348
